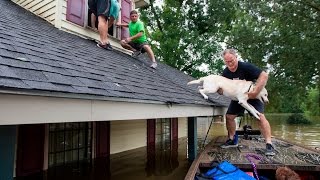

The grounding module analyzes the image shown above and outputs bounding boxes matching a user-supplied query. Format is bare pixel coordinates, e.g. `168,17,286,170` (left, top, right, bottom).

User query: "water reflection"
207,114,320,150
146,140,179,176
266,114,320,149
196,114,320,150
109,139,188,180
95,115,320,179
17,114,320,180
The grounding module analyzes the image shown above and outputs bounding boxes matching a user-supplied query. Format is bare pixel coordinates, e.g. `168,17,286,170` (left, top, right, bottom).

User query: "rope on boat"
202,116,214,149
245,154,262,180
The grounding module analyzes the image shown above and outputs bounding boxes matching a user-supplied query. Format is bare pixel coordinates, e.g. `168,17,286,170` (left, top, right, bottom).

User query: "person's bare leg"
257,114,272,144
98,16,109,45
91,13,97,30
142,45,156,63
226,114,237,139
108,17,115,28
120,41,136,51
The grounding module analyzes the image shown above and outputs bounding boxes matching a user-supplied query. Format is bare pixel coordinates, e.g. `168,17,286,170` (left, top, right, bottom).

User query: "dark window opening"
48,122,92,167
87,11,98,29
156,118,171,151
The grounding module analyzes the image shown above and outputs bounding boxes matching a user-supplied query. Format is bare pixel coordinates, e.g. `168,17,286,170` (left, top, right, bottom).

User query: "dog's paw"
203,95,209,100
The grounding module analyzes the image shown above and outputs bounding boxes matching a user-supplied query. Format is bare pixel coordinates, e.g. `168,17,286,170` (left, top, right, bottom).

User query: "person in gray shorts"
219,49,275,156
88,0,116,51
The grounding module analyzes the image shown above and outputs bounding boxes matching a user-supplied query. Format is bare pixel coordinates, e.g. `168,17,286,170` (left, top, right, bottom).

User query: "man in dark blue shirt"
220,49,275,156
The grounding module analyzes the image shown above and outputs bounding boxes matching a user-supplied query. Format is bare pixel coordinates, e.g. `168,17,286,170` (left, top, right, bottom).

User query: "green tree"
301,88,320,116
224,0,320,112
140,0,239,77
139,0,319,113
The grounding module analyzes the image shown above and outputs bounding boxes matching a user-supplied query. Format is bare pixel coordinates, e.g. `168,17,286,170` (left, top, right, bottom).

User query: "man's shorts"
226,99,264,116
88,0,97,14
88,0,111,18
128,41,149,52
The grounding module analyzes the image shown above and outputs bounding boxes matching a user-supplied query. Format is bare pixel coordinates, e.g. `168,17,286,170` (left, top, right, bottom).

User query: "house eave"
0,90,227,126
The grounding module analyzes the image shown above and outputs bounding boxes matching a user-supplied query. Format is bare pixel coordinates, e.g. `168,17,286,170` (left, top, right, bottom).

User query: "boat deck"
185,135,320,179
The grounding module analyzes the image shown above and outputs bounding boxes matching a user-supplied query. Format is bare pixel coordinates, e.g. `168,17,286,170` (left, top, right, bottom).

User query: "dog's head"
257,87,269,104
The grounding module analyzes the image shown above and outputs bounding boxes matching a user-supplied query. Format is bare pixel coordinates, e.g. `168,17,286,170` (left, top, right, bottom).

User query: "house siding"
12,0,56,24
110,118,187,155
178,117,188,138
110,120,146,154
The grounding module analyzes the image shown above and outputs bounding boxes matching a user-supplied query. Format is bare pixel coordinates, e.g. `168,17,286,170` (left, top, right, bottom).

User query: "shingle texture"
0,0,230,106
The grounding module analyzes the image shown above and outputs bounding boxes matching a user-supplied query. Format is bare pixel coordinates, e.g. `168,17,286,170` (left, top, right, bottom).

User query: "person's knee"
226,114,236,121
141,44,149,51
142,45,154,55
108,18,115,27
98,16,107,24
143,44,153,52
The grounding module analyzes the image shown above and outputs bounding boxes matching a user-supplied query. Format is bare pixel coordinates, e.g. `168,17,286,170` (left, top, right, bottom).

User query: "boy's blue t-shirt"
109,0,120,19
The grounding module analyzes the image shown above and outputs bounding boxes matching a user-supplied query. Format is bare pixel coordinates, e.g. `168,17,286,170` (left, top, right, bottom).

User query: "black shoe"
97,42,113,51
265,143,275,156
220,139,238,148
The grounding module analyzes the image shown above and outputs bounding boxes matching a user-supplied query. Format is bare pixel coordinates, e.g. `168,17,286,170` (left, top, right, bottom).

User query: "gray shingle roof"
0,0,230,107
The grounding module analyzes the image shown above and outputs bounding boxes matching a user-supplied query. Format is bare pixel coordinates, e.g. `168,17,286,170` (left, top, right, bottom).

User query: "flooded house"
0,0,230,179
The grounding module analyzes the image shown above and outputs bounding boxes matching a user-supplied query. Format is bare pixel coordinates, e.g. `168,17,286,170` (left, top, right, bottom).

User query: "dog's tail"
187,78,203,85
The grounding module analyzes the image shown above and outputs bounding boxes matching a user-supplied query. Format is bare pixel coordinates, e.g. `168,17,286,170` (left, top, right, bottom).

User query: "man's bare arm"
248,71,268,99
116,22,129,27
125,32,143,42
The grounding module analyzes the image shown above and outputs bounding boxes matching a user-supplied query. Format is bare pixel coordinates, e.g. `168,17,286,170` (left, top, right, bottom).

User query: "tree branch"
149,0,163,32
299,0,320,12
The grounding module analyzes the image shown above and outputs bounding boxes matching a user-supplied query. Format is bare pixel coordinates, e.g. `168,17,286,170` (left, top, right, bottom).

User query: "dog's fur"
187,75,269,120
275,167,301,180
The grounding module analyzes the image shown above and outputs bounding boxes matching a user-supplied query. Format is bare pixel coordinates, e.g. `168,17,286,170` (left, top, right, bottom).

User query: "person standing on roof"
116,10,157,69
88,0,120,50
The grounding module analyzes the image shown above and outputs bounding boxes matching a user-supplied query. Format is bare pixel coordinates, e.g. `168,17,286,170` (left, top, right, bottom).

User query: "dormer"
11,0,150,52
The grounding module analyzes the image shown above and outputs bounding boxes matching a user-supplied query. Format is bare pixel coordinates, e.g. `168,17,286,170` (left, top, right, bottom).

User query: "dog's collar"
247,83,254,92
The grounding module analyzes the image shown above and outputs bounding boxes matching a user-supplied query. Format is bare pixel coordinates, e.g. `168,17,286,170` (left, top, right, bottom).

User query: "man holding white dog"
219,49,275,156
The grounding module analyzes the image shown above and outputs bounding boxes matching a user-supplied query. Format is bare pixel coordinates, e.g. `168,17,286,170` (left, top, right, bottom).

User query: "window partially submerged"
48,122,92,167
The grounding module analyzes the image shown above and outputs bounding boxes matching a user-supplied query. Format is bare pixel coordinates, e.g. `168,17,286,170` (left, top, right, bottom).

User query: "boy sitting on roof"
116,10,157,69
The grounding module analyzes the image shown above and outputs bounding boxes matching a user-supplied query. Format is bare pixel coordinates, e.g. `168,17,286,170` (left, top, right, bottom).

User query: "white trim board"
0,94,226,125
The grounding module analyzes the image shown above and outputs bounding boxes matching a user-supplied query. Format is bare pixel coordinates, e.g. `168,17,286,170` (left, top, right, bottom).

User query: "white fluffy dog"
188,75,269,120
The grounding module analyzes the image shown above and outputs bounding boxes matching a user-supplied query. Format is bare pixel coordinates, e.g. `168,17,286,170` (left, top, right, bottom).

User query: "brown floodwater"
19,114,320,180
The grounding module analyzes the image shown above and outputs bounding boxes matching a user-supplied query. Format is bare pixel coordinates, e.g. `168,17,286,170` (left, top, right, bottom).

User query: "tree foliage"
301,88,320,116
140,0,234,77
221,0,320,112
287,113,312,125
139,0,320,113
